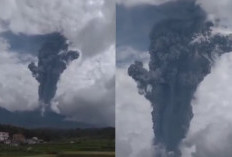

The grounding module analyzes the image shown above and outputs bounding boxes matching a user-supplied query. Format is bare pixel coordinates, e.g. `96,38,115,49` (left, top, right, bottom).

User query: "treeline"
0,124,115,141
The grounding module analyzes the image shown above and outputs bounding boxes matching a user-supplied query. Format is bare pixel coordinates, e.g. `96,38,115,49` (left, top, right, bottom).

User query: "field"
0,138,115,157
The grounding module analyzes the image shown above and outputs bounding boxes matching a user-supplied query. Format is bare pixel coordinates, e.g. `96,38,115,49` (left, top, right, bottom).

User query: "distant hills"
0,107,93,129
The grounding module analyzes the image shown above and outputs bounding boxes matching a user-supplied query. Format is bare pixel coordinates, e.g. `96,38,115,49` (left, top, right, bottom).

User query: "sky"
0,0,115,127
1,0,232,155
116,2,155,157
116,0,232,157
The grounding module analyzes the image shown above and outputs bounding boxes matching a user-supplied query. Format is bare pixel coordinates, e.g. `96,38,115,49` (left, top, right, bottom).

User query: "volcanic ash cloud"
28,33,79,113
128,1,232,156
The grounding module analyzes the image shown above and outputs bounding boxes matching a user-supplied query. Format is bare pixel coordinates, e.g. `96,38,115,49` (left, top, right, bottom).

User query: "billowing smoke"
128,0,232,156
28,33,79,112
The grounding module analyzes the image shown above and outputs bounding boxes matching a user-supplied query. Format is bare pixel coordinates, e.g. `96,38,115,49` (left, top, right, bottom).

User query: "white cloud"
196,0,232,30
181,52,232,157
116,47,154,157
0,0,115,57
53,45,115,126
117,46,150,68
0,38,38,111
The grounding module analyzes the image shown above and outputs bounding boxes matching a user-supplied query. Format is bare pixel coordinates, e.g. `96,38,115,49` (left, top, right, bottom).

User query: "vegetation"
0,124,115,157
0,138,114,157
0,124,115,141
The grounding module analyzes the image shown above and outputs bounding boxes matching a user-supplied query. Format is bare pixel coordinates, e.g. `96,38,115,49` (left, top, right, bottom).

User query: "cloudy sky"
116,0,232,157
0,0,115,127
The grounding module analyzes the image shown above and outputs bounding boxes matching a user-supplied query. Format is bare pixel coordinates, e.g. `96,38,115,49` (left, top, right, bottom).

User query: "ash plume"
28,33,79,113
128,0,232,156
